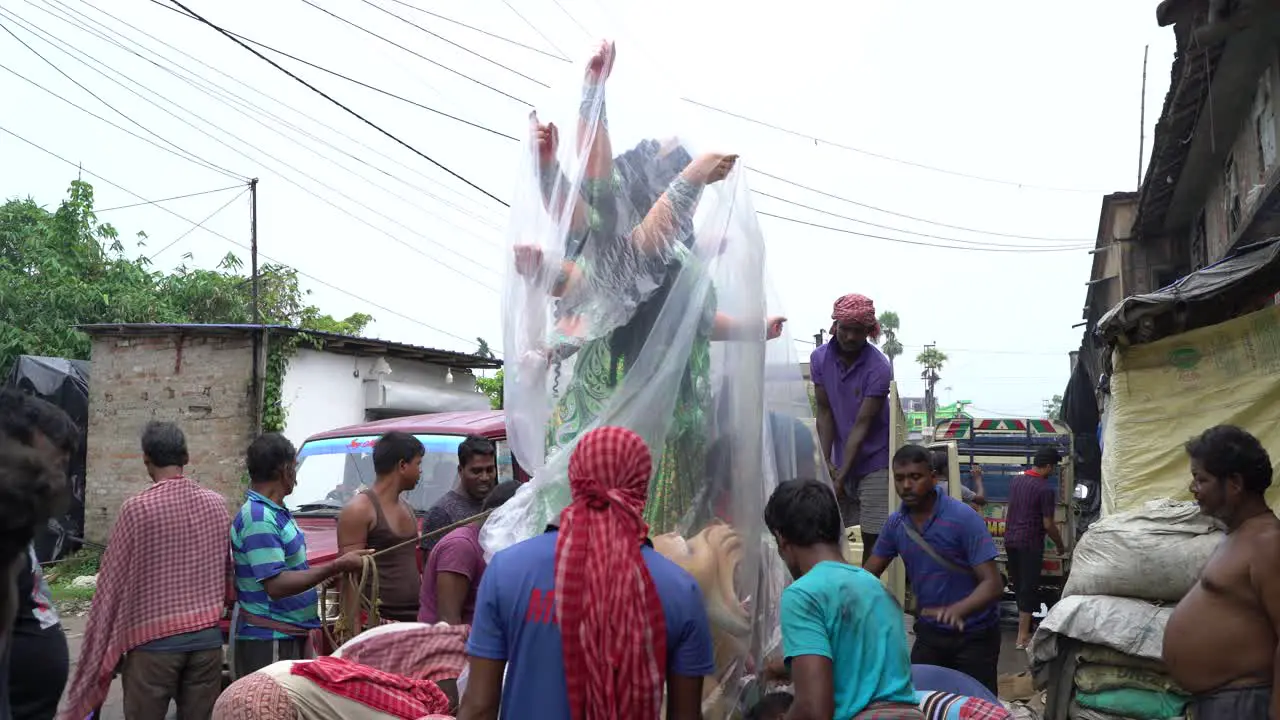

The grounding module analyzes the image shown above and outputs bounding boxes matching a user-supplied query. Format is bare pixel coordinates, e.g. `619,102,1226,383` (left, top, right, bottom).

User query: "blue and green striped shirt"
230,490,320,640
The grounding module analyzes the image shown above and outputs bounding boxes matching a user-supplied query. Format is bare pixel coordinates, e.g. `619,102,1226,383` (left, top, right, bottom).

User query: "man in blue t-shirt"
763,479,919,720
457,427,714,720
865,445,1004,695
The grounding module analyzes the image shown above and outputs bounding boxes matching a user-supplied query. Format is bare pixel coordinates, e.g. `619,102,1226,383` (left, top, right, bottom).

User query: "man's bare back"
1164,513,1280,694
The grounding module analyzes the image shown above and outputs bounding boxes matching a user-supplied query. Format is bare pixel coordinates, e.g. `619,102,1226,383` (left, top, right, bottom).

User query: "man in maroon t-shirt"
419,482,519,625
1004,446,1067,648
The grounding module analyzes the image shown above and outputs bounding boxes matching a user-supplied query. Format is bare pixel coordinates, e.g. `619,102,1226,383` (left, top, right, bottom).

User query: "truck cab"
288,410,524,571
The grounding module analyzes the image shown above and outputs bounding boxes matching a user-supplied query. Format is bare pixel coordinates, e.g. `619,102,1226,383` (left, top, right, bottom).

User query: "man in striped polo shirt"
231,432,370,678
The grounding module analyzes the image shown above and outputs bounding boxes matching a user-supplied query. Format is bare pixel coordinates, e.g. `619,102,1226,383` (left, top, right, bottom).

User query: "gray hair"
141,421,189,468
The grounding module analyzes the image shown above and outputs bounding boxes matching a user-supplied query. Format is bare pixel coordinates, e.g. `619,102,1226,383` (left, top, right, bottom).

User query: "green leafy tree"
915,346,948,372
1043,394,1064,421
475,370,503,409
877,310,903,370
0,180,370,376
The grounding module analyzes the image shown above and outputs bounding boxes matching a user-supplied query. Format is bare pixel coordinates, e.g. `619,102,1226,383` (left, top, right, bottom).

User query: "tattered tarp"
5,355,90,561
1095,237,1280,345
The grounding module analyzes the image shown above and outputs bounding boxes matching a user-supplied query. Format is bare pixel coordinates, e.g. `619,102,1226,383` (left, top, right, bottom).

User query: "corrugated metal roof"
75,323,503,370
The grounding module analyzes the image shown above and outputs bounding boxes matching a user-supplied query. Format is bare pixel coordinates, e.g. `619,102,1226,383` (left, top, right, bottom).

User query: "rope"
319,507,496,649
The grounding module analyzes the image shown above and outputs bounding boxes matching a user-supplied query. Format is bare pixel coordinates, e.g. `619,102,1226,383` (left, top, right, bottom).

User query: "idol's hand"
586,40,615,83
530,112,559,162
684,153,738,186
766,316,787,340
514,245,544,278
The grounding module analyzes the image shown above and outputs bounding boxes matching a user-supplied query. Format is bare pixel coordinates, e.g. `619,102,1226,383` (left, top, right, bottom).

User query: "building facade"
78,323,499,542
1133,0,1280,292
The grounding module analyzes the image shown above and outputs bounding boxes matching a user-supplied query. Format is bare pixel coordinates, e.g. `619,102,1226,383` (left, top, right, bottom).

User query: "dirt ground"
59,612,1033,719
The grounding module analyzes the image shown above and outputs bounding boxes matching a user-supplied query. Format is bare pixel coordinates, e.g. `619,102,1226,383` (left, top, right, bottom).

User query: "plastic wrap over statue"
483,41,814,715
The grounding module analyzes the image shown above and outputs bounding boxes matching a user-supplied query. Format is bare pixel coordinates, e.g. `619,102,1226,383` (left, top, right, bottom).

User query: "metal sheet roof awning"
1095,237,1280,344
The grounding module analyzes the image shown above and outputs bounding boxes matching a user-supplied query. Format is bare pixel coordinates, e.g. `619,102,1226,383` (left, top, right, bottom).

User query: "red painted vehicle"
288,410,521,568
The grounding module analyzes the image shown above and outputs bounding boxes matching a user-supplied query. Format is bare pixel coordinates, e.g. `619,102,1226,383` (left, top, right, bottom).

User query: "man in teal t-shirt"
764,479,920,720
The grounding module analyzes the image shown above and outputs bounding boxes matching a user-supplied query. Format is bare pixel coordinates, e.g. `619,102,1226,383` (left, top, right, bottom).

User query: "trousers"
910,621,1001,696
122,648,224,720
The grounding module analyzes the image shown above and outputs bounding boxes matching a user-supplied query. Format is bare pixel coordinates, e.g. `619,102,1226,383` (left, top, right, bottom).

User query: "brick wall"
84,333,256,543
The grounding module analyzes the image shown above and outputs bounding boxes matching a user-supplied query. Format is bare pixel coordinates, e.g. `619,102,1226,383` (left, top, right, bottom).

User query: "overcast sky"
0,0,1175,416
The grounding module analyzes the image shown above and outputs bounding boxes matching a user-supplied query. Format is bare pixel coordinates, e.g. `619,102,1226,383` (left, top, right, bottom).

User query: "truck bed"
935,418,1074,594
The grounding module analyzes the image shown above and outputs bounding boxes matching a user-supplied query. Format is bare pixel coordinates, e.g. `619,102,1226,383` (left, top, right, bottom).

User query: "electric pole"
250,177,260,325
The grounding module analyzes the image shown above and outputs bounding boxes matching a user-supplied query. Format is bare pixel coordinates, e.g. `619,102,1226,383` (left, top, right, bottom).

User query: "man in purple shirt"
1005,446,1066,649
810,293,893,560
419,481,519,626
865,444,1005,695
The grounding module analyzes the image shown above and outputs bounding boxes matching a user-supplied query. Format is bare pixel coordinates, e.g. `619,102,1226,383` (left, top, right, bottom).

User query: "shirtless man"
337,431,425,622
1163,425,1279,720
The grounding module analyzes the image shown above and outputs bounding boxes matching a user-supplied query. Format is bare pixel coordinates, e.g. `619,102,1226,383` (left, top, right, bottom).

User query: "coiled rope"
319,508,494,649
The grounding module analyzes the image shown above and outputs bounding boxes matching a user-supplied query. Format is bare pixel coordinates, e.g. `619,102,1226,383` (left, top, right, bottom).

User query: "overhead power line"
2,6,500,283
549,0,596,39
356,0,550,87
145,0,517,142
0,18,245,181
96,184,247,212
751,189,1085,248
162,0,511,206
681,99,1112,195
757,212,1089,253
373,0,568,60
747,167,1093,242
333,4,1109,195
0,59,246,180
294,0,532,106
497,0,568,58
62,0,1093,248
0,122,489,352
149,188,249,259
34,2,503,245
145,0,1098,240
63,0,511,219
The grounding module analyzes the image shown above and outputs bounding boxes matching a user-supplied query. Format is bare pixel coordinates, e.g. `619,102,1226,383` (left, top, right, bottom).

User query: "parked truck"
933,417,1076,606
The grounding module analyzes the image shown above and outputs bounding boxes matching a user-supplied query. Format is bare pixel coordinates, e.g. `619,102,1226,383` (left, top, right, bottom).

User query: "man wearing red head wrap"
457,427,714,720
811,293,894,562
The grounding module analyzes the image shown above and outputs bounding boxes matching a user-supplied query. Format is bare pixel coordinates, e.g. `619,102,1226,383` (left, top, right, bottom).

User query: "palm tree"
877,311,903,370
916,346,948,372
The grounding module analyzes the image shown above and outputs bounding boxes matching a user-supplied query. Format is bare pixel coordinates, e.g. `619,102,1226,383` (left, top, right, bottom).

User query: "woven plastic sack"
1074,664,1184,695
1075,689,1188,720
1062,499,1222,602
1067,703,1138,720
1075,644,1168,673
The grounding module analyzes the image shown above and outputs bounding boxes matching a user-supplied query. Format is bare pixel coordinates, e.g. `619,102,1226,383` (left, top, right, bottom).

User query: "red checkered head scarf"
554,426,667,720
832,293,881,341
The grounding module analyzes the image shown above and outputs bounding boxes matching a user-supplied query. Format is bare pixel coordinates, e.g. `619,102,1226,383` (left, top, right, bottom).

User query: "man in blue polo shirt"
865,444,1004,695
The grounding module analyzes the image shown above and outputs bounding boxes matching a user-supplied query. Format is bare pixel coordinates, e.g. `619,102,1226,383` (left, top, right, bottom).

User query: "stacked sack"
1029,500,1223,720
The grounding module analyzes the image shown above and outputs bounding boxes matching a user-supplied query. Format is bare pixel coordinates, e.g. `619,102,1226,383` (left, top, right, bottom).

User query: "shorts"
1006,545,1043,614
855,468,890,535
1188,684,1270,719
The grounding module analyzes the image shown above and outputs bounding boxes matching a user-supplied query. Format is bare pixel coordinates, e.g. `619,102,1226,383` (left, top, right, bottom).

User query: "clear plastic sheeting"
483,40,815,716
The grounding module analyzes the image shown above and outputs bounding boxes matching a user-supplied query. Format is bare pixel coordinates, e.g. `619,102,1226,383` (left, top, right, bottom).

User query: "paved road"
59,613,1032,718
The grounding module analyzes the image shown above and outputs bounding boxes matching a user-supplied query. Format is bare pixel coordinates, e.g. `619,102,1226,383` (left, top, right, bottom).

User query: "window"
1255,67,1277,176
1225,154,1242,235
1191,209,1208,271
291,433,516,512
